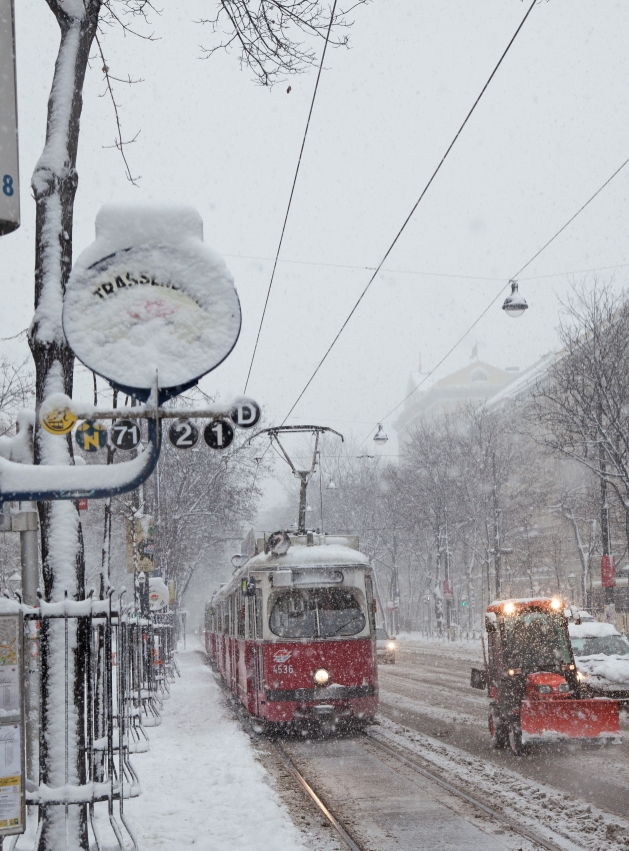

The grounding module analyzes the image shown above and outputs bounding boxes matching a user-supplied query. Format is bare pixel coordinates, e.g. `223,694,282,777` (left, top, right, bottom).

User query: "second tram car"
205,532,378,731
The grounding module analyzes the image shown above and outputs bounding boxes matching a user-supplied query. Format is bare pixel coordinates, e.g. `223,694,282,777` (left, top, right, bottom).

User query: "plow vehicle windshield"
504,610,572,671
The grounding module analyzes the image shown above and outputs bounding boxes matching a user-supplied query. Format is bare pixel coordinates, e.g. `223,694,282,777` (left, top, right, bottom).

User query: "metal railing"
17,587,176,851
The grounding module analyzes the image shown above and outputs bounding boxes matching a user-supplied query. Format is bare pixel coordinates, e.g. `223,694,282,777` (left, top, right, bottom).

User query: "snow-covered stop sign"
63,204,241,400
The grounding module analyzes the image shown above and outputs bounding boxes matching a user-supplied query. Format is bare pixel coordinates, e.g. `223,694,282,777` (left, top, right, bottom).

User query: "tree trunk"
28,4,100,849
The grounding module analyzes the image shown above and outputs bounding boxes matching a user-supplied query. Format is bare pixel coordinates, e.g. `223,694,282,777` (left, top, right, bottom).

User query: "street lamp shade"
326,479,337,490
502,280,528,318
373,424,388,445
7,572,21,593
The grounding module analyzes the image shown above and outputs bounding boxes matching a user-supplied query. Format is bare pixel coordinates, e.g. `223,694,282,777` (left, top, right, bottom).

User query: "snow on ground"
116,646,307,851
395,633,484,662
12,644,308,851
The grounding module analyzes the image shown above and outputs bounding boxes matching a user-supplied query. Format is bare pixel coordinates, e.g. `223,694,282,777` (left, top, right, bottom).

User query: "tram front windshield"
269,588,366,639
503,610,572,671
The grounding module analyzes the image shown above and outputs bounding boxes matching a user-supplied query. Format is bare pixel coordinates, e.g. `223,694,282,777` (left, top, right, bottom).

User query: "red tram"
204,531,378,731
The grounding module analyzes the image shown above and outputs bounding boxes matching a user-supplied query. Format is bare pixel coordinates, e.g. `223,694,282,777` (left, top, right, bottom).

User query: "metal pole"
297,473,308,534
18,507,39,787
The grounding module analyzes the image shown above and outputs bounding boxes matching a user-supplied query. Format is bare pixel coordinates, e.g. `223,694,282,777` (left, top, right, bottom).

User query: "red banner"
601,555,616,588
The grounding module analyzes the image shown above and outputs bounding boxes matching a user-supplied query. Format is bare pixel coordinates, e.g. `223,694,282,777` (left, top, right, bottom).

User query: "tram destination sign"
0,0,20,235
63,205,242,401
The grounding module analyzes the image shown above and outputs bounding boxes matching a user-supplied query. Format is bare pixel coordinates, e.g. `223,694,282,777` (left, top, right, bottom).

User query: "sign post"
0,0,19,235
0,609,25,838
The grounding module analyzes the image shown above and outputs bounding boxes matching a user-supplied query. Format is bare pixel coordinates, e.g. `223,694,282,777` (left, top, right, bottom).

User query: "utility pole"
492,451,502,599
444,508,452,631
391,524,399,635
597,396,615,622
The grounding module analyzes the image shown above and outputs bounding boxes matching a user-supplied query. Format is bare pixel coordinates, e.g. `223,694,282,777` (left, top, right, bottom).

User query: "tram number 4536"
272,664,294,674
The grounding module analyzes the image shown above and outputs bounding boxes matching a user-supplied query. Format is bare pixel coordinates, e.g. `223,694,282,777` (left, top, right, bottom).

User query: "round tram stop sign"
62,204,242,401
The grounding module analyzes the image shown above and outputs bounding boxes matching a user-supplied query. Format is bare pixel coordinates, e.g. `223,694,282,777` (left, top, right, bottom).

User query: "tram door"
249,589,264,717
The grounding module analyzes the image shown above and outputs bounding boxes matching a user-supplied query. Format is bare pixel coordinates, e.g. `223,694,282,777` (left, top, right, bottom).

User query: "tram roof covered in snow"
246,543,369,570
209,533,370,605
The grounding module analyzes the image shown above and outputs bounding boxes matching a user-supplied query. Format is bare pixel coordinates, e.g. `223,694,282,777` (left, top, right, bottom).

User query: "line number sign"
111,419,141,451
76,421,108,452
204,419,234,450
169,421,199,449
230,400,261,429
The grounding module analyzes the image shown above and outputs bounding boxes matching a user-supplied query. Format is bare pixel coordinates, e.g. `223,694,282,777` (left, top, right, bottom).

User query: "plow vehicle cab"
471,597,621,755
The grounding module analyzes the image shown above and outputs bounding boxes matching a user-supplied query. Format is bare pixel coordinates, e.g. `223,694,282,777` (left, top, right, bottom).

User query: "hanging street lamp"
502,280,528,318
373,424,388,445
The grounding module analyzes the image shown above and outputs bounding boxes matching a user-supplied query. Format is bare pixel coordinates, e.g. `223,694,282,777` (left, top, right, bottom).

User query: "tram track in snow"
270,738,364,851
272,730,578,851
362,731,569,851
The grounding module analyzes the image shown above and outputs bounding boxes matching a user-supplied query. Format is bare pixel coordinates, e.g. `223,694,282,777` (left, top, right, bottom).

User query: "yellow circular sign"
41,408,78,435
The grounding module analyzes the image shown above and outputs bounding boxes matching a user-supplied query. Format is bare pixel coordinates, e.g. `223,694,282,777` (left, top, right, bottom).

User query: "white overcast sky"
3,0,629,481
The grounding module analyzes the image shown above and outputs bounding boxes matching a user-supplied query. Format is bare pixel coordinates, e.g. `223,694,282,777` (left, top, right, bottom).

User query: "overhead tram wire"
243,0,340,395
279,0,538,426
358,151,629,447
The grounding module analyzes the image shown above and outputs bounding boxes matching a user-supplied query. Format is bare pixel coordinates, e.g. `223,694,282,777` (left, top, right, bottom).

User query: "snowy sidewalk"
111,646,307,850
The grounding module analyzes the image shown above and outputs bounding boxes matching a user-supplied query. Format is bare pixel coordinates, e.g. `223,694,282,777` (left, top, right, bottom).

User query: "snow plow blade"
521,699,620,743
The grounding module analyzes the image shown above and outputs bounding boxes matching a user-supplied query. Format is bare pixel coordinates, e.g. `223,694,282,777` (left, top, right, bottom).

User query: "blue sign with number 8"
2,176,13,197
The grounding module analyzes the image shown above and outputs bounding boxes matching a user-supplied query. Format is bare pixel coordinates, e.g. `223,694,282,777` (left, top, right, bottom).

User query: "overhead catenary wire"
222,251,629,282
358,151,629,446
279,0,537,426
243,0,339,395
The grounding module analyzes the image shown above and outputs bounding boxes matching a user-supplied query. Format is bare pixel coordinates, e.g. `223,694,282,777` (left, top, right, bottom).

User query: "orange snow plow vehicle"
471,597,621,755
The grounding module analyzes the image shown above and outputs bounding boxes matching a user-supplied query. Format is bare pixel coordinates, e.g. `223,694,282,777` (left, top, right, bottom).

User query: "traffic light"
461,599,467,607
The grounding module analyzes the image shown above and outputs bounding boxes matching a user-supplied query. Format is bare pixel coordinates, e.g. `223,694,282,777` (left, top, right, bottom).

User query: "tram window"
269,589,366,639
255,588,263,639
237,590,245,638
247,597,254,639
364,576,376,634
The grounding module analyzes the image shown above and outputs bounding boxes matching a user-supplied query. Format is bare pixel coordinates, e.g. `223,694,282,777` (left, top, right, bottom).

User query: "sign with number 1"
0,0,19,236
204,419,234,450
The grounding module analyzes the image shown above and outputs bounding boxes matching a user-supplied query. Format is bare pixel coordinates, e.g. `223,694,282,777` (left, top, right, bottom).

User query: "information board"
0,612,24,837
0,0,20,235
126,516,155,572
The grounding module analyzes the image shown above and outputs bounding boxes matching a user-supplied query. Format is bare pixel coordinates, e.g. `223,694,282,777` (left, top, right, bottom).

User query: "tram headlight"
313,668,330,686
386,641,396,651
